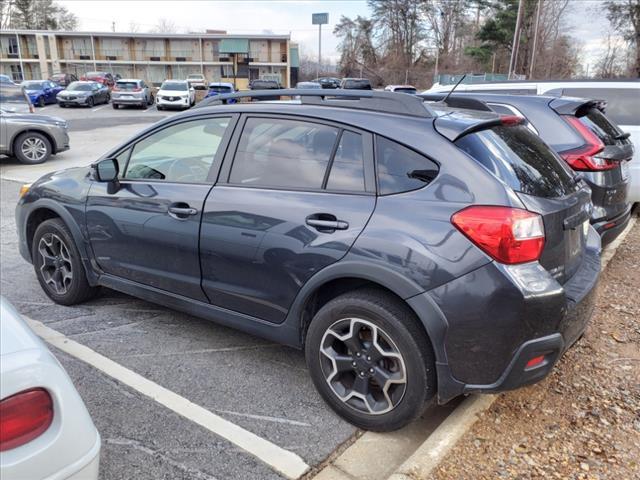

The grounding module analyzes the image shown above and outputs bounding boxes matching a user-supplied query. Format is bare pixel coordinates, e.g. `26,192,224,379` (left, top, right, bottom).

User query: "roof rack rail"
418,93,493,112
195,88,434,118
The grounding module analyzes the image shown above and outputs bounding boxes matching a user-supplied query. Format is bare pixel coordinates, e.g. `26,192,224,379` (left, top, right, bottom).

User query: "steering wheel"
167,158,209,183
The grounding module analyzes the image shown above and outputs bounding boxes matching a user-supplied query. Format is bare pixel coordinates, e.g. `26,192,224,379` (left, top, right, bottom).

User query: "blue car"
21,80,63,107
204,82,237,103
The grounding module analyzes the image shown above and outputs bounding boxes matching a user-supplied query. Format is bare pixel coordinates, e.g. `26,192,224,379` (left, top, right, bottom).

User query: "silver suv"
0,109,69,164
111,79,154,109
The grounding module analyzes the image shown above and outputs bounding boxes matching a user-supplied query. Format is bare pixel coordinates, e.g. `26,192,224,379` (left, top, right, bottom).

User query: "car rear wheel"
105,93,110,104
305,288,436,431
32,219,99,305
112,103,119,109
148,94,154,105
86,97,94,108
37,96,45,108
14,132,51,165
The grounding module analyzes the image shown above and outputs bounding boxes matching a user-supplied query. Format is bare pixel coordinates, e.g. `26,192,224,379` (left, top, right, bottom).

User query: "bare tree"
128,21,141,33
594,33,628,77
604,0,640,76
151,18,177,34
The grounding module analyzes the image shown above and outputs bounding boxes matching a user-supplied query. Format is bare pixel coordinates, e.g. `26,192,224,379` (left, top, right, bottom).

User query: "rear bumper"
593,205,631,246
425,225,601,403
112,95,146,105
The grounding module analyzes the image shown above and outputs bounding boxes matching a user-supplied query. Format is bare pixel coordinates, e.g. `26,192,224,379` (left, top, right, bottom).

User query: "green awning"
290,45,299,68
219,39,249,53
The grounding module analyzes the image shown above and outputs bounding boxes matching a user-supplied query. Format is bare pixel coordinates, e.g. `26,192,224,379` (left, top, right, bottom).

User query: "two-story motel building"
0,29,300,88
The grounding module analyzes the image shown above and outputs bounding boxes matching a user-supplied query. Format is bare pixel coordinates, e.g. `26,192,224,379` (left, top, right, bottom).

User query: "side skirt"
98,274,302,348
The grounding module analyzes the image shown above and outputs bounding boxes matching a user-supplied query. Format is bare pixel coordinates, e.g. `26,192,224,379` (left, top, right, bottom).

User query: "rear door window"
326,131,365,191
376,137,439,195
455,125,576,198
554,87,640,126
229,118,339,189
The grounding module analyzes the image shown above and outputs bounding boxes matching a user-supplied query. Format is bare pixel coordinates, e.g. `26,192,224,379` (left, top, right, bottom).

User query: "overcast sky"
58,0,614,70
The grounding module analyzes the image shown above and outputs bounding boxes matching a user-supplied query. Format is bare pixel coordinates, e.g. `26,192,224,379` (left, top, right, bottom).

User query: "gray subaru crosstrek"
15,90,600,431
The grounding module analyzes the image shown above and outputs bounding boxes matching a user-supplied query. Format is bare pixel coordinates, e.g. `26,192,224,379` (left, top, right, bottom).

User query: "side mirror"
94,158,120,193
95,157,119,181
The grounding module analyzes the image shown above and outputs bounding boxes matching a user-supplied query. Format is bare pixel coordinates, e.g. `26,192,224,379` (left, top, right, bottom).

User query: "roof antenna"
441,74,467,105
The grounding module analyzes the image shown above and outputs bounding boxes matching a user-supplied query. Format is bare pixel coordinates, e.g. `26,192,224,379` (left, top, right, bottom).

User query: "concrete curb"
387,395,496,480
384,217,637,480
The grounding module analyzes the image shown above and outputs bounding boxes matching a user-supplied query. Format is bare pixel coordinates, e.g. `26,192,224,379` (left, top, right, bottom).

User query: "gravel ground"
431,223,640,480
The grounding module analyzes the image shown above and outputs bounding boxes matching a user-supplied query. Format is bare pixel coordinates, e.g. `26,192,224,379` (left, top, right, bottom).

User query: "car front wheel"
14,132,51,164
305,288,436,431
86,97,94,108
32,219,99,305
37,96,45,107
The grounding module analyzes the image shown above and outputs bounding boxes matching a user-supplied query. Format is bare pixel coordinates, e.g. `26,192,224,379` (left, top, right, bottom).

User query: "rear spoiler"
548,97,606,117
418,93,493,112
433,112,524,142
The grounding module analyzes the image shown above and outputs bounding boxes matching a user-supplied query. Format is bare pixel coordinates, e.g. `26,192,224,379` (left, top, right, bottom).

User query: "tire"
86,97,94,108
157,105,163,111
59,103,67,108
37,96,45,108
14,132,51,165
105,93,110,104
305,288,436,432
148,94,154,105
112,103,119,109
32,218,99,305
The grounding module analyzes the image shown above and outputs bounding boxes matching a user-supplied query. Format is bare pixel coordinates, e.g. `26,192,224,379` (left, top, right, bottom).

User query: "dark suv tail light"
0,388,54,452
452,206,545,264
560,115,615,171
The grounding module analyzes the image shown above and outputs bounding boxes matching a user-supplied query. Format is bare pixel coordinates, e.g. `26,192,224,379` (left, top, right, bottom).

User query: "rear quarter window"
455,125,577,198
578,108,627,146
376,136,439,195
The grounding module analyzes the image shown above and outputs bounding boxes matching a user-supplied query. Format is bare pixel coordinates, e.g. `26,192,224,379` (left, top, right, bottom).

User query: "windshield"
161,82,187,91
188,75,203,79
22,81,46,90
116,81,140,90
455,125,576,198
209,86,232,93
67,82,94,91
251,81,278,89
85,72,105,77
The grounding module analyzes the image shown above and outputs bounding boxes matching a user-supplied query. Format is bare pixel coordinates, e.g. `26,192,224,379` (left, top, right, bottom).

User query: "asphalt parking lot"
0,105,455,479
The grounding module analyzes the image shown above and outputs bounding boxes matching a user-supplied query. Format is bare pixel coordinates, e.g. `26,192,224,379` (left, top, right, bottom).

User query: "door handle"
305,214,349,232
168,204,198,219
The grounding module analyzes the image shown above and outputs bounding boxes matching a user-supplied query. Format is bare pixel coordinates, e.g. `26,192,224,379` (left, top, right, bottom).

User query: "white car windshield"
161,83,188,91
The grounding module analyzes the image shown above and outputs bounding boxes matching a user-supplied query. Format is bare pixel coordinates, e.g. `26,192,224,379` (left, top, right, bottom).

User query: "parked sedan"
111,78,154,109
0,108,69,164
21,80,64,107
204,82,237,103
49,73,78,88
384,85,417,95
312,77,341,89
156,80,195,110
341,78,372,90
0,297,100,479
296,81,322,89
0,74,17,85
57,81,110,108
0,84,33,114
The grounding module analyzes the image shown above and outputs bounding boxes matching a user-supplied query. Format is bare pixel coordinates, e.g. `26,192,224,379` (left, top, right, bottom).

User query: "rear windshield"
22,81,46,89
209,85,232,93
455,125,576,198
251,81,278,89
85,72,105,77
344,80,371,89
394,87,417,94
577,108,628,146
116,81,140,90
557,88,639,126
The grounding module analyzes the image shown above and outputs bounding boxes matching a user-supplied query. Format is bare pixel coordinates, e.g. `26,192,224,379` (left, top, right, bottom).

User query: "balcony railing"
248,51,287,63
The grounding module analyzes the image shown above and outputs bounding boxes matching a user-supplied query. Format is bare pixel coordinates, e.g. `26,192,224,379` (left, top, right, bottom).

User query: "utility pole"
112,21,115,32
508,0,524,79
529,0,542,79
312,13,328,79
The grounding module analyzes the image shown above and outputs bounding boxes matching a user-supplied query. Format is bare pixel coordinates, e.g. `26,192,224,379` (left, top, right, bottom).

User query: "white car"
424,80,640,204
156,80,195,110
186,73,207,90
384,85,418,95
0,297,100,479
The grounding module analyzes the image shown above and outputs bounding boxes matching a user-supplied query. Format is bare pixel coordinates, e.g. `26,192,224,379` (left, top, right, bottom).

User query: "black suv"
16,90,600,431
421,92,634,245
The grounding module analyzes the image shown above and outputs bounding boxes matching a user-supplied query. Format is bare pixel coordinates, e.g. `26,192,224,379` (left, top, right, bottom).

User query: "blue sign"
312,13,328,25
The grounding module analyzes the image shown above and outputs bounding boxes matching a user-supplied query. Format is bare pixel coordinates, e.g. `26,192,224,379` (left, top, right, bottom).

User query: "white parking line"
26,316,310,480
91,105,107,112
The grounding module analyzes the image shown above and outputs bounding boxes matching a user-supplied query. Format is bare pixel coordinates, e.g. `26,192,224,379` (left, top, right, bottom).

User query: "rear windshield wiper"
615,132,631,140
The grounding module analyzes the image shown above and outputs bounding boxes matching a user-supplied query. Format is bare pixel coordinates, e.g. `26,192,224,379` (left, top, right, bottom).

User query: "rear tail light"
0,388,53,451
451,206,545,264
500,115,524,126
560,115,614,171
132,87,142,92
112,86,120,91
